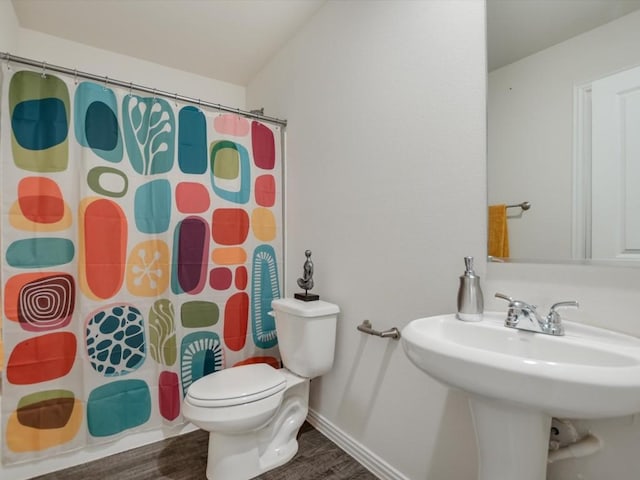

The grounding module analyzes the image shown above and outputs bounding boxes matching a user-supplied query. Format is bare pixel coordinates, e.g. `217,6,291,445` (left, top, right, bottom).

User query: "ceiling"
487,0,640,71
11,0,326,85
14,1,640,82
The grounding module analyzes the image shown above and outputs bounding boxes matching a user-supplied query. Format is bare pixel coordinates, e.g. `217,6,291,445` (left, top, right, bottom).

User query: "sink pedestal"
469,396,551,480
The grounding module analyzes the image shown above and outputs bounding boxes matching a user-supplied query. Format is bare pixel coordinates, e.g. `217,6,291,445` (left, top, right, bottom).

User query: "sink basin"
402,312,640,480
402,312,640,419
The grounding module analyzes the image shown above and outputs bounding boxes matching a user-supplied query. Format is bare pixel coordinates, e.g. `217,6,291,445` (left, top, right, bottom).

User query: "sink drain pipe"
547,418,602,464
548,433,602,463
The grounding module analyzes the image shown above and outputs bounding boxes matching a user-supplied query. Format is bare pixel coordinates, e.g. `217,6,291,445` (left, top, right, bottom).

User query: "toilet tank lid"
271,298,340,317
187,364,285,404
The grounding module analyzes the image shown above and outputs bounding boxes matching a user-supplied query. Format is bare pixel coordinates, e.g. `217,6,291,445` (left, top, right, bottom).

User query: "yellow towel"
488,204,509,258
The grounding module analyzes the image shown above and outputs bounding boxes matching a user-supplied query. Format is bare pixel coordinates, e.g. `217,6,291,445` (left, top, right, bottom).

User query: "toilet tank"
271,298,339,378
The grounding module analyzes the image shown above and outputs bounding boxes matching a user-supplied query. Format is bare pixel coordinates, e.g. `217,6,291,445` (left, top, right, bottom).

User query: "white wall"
0,6,246,479
488,10,640,260
15,29,245,108
0,0,19,52
248,1,486,479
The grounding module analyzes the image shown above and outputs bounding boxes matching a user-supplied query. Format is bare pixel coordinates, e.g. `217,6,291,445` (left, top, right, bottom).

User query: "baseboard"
306,409,410,480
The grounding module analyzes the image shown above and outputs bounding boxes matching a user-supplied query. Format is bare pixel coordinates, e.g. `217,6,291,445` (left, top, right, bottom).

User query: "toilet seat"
186,363,286,408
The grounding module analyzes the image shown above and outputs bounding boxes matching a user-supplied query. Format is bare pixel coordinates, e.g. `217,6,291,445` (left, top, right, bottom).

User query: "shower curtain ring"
174,92,178,107
129,82,133,97
73,68,78,85
104,76,109,90
41,61,47,78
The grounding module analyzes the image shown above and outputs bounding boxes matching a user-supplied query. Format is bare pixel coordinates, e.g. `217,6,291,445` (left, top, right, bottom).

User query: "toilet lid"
186,363,286,407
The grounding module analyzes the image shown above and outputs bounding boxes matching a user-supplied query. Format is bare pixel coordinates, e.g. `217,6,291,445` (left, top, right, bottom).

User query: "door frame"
572,82,592,260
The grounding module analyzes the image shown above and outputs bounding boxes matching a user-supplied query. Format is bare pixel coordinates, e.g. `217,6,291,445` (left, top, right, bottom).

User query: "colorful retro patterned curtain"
0,66,283,464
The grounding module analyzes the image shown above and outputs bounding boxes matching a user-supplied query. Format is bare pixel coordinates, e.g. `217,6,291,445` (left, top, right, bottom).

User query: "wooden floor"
32,423,378,480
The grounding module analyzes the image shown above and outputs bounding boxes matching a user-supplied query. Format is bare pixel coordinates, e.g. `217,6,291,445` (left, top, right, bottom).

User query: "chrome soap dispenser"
456,256,484,321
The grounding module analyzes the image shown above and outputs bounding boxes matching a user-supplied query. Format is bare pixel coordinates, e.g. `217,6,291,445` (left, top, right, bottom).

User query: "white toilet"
182,298,339,480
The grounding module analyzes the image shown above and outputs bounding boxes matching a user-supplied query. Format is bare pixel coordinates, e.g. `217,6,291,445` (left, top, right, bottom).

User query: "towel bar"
357,319,401,340
506,201,531,211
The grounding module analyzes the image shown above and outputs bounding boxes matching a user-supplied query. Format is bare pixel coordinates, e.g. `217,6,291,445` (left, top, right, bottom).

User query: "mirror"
487,0,640,264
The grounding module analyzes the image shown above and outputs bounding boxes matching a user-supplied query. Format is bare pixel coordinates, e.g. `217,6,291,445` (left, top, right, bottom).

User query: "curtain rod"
0,52,287,127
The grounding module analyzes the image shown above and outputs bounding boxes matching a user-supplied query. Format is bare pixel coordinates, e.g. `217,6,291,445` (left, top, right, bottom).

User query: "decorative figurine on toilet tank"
295,250,319,301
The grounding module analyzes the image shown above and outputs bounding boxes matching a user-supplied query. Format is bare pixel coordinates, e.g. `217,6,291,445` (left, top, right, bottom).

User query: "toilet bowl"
182,298,339,480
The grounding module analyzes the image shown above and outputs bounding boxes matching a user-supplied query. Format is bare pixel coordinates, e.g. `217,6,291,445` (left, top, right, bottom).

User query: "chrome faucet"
495,293,579,336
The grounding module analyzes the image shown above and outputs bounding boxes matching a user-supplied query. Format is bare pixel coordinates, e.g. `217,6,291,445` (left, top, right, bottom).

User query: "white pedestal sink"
401,313,640,480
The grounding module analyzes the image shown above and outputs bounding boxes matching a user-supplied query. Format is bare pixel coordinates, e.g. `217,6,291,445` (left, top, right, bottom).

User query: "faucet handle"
547,301,579,323
495,292,514,303
550,300,579,310
494,293,534,309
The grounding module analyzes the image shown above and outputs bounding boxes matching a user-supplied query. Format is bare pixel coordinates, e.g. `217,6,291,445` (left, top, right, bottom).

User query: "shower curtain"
0,66,283,465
